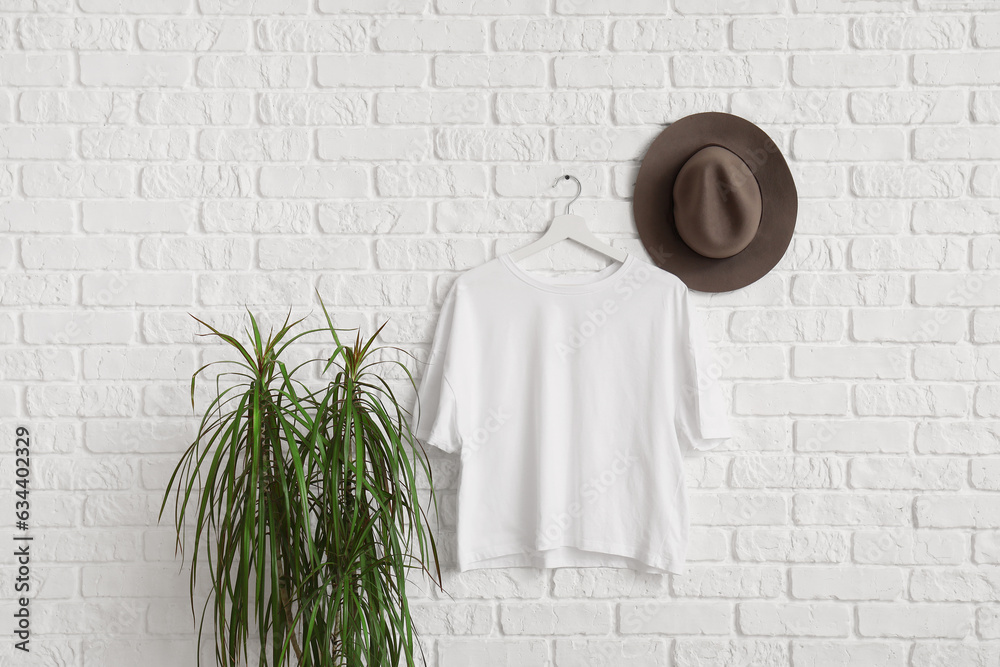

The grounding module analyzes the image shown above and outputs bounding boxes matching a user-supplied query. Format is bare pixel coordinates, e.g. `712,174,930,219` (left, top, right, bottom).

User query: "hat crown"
671,145,762,260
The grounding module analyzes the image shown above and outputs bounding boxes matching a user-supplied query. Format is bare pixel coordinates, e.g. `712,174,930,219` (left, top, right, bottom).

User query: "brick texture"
1,1,998,666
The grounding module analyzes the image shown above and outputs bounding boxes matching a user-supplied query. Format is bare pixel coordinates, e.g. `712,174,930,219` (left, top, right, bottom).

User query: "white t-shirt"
412,252,732,575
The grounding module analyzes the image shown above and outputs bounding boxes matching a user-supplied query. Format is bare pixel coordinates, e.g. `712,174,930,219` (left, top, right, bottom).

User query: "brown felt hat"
632,112,797,293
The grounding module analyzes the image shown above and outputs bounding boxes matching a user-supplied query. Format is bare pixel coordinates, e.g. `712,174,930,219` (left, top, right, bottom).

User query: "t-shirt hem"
414,429,460,455
702,427,733,440
458,541,686,576
686,431,732,453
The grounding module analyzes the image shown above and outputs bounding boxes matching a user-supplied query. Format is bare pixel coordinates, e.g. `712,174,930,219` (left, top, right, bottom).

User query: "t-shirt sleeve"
675,285,732,455
411,282,465,454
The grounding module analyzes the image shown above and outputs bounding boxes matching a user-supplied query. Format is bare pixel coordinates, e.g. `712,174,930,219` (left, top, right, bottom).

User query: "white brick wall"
1,1,999,666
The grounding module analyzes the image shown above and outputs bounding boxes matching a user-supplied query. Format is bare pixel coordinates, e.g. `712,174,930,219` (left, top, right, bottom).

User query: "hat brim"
632,112,797,293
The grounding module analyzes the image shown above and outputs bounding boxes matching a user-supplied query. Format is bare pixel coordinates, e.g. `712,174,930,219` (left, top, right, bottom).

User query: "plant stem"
278,581,303,665
263,407,304,666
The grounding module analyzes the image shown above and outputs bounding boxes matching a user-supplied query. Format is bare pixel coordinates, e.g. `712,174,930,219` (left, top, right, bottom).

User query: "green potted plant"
160,302,441,667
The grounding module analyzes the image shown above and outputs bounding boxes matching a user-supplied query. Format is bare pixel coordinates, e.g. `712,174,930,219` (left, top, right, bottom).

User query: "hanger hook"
551,174,582,215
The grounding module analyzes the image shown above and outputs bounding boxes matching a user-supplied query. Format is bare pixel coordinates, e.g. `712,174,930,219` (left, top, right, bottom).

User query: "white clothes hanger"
507,175,629,264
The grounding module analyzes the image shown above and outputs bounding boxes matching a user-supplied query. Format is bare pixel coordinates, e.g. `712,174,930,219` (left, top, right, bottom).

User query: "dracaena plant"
160,302,441,667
